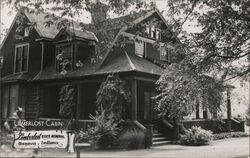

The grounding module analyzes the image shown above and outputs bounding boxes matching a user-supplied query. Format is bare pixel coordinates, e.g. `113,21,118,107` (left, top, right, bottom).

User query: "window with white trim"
146,25,161,40
15,44,29,73
24,27,30,37
160,46,171,62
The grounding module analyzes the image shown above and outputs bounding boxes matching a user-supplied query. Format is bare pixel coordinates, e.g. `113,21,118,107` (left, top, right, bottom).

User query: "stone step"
152,133,163,137
152,140,171,146
152,137,168,142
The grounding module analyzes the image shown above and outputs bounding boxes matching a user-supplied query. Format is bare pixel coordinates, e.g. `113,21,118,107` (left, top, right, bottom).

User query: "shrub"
212,132,249,140
76,111,118,149
118,129,145,149
180,126,213,146
58,85,76,119
96,74,131,121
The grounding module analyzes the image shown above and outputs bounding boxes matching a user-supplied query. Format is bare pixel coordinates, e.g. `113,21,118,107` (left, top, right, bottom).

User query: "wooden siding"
0,14,42,77
25,86,40,119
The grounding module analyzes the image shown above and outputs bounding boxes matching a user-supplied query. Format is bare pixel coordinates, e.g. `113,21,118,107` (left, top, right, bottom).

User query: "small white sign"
13,130,71,149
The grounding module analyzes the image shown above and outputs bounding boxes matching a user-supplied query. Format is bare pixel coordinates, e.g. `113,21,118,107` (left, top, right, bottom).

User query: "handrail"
133,120,147,131
162,119,173,129
231,118,241,124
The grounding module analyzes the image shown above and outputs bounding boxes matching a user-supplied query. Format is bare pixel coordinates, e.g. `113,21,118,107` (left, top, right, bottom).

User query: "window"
24,27,30,37
15,44,29,73
56,44,73,73
135,41,145,58
160,46,171,62
155,29,161,40
146,25,161,40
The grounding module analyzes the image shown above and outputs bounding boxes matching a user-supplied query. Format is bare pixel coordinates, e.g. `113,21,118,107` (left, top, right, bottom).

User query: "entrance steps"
152,131,171,146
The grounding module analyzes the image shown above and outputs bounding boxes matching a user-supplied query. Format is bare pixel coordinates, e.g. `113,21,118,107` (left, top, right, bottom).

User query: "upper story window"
56,43,73,73
24,27,30,37
135,41,145,58
160,46,171,62
146,25,161,40
14,44,29,73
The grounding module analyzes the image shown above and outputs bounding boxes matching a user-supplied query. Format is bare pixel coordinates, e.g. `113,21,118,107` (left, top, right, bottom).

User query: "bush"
76,111,118,149
58,85,76,119
212,132,249,140
118,129,145,149
96,74,131,121
180,126,213,146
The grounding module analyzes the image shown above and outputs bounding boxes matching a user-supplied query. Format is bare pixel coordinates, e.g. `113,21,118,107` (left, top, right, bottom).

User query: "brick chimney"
89,1,108,24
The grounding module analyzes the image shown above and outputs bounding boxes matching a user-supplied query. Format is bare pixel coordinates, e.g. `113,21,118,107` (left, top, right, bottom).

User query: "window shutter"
135,41,144,57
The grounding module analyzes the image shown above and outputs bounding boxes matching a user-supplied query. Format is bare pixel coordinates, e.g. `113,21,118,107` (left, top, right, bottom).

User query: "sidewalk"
0,137,249,158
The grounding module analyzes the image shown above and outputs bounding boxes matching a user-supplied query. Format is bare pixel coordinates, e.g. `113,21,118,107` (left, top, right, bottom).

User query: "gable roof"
54,27,98,42
24,11,60,39
1,9,167,82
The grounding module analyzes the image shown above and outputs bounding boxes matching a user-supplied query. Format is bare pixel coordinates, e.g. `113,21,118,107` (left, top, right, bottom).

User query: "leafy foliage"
118,129,145,149
59,84,76,119
96,74,131,121
212,132,249,140
166,0,250,81
180,126,213,146
76,111,119,149
155,62,224,123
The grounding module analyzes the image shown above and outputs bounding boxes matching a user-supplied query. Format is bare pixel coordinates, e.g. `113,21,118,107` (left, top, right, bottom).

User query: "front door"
143,91,158,122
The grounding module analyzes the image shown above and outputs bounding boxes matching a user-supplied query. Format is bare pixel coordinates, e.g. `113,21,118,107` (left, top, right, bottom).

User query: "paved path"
1,137,249,158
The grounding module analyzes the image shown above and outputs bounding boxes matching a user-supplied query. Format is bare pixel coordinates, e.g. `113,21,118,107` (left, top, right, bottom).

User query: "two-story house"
0,8,175,122
1,6,237,136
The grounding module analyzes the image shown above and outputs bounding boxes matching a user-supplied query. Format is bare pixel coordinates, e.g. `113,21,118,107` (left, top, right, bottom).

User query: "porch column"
226,87,232,131
195,98,200,119
131,80,138,121
76,84,84,119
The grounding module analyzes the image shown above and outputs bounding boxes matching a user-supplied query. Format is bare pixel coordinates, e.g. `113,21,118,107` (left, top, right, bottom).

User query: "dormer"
120,11,176,64
53,28,98,73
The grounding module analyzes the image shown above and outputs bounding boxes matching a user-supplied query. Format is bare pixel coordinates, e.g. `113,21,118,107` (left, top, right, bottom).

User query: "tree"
96,74,131,121
165,0,250,81
155,61,224,123
154,0,249,123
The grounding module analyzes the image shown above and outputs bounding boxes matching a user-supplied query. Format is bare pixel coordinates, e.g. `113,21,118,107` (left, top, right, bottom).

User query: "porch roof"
32,51,164,81
0,72,39,83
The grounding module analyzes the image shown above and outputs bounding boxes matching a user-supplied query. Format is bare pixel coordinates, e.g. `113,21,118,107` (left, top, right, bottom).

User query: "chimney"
89,1,108,24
